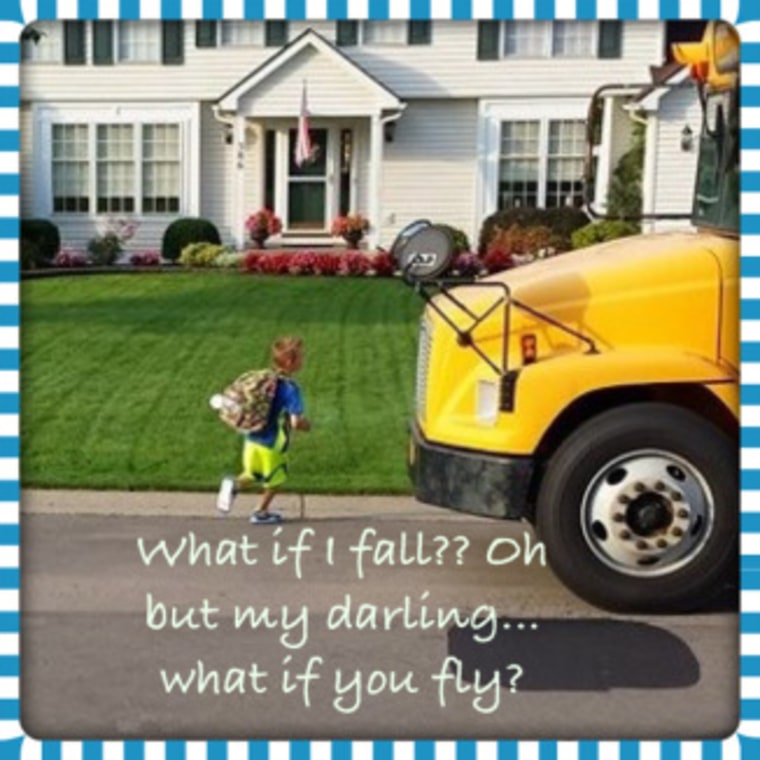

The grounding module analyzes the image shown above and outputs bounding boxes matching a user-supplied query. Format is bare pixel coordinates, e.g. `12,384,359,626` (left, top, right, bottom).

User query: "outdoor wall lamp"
384,121,396,143
223,124,234,145
681,125,694,152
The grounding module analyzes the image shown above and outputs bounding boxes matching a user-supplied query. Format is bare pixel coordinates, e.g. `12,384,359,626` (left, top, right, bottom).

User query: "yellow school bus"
404,21,739,612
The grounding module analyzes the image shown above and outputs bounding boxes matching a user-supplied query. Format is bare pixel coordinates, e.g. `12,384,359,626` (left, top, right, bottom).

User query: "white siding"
21,21,664,103
200,103,235,244
650,87,701,231
239,46,390,117
379,100,478,247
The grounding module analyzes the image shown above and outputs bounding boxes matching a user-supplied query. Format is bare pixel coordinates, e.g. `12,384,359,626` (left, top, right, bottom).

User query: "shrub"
437,225,470,255
449,251,482,278
214,251,246,269
369,251,396,277
87,217,140,266
20,219,60,267
571,220,640,250
87,232,122,266
313,253,341,276
482,249,515,274
130,250,161,267
478,207,589,254
607,121,645,219
486,224,558,257
338,252,371,276
53,248,89,268
179,242,225,268
20,239,41,271
162,218,221,263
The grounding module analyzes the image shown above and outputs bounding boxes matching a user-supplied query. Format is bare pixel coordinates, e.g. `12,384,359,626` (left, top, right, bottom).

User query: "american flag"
294,80,312,167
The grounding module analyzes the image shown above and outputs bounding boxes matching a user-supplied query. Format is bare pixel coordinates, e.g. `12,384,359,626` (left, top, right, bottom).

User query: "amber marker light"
521,334,537,365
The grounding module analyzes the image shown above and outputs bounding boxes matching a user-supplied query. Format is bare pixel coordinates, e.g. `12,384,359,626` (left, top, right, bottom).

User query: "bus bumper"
408,423,535,520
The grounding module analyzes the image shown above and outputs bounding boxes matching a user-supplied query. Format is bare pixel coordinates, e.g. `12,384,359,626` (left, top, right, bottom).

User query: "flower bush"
338,252,371,276
130,250,161,267
88,217,139,266
245,208,282,245
53,248,89,268
331,213,370,238
369,251,396,277
214,251,246,269
240,250,397,277
449,251,482,278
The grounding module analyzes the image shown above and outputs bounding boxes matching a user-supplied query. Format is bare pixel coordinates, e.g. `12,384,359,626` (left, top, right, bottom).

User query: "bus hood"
435,231,735,365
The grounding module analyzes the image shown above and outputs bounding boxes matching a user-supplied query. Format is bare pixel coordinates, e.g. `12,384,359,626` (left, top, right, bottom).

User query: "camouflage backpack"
214,369,280,433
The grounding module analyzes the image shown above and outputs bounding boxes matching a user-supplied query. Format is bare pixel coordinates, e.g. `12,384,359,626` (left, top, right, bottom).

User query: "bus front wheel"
534,402,737,612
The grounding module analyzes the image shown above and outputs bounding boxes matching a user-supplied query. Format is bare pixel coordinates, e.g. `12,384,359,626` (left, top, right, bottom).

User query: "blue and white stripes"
2,0,759,758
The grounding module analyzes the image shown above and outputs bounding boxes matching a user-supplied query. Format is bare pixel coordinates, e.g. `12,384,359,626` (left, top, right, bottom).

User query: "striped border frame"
2,0,757,758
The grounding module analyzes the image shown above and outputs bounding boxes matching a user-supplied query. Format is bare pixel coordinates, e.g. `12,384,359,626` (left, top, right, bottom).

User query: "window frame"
34,103,200,220
501,20,600,59
115,20,163,64
479,99,589,220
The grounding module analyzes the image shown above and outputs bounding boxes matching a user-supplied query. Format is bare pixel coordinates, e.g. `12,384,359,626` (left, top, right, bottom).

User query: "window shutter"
92,21,113,65
162,21,184,64
477,21,500,61
598,21,623,59
265,21,288,47
408,21,431,45
195,21,217,48
64,21,86,65
336,20,358,47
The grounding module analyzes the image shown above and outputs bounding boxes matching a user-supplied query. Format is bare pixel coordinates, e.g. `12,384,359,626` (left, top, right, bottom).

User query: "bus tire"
534,402,737,612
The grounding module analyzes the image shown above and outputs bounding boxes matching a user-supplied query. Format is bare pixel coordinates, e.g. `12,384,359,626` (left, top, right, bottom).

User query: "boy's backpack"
214,369,280,433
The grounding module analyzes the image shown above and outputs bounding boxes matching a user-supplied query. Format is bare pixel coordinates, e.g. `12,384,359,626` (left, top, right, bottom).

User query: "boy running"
216,336,310,523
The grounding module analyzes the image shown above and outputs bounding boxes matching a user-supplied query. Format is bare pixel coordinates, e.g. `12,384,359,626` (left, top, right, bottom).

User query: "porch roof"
216,28,404,117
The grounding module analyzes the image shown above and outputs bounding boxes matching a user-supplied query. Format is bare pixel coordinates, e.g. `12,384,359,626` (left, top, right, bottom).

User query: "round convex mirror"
396,224,455,281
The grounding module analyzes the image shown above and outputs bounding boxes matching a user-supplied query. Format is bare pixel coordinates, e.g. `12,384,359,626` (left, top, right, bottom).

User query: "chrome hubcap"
580,450,714,577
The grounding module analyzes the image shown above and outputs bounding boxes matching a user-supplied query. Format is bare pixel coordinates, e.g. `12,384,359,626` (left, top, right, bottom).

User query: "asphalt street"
20,490,738,741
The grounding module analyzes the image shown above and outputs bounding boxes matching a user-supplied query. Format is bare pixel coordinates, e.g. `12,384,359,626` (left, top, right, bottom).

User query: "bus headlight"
477,380,499,425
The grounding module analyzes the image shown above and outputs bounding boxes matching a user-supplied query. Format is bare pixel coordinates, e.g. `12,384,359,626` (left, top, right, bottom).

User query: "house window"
498,121,540,208
52,124,89,213
21,22,62,62
362,21,407,45
51,121,182,215
552,21,596,57
504,21,551,57
142,124,181,213
221,21,265,46
97,125,135,213
118,21,161,62
499,21,605,59
498,118,585,209
546,120,586,207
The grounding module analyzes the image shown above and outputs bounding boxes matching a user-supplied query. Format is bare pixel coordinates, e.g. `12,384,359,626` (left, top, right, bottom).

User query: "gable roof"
216,28,403,114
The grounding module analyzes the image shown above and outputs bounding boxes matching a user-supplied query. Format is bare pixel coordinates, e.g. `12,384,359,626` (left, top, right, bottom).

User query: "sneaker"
250,511,283,525
216,477,236,513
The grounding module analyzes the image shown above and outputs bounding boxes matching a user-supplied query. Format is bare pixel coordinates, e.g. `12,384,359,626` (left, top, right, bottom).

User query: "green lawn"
21,273,423,492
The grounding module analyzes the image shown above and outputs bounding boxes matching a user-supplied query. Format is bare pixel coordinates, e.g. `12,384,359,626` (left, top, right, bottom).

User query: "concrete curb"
21,489,479,522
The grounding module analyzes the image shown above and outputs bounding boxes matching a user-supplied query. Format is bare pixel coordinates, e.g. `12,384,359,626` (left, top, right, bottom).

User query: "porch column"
233,114,247,248
368,113,383,250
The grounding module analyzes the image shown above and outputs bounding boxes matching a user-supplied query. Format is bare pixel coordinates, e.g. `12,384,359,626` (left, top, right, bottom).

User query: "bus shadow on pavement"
448,617,702,691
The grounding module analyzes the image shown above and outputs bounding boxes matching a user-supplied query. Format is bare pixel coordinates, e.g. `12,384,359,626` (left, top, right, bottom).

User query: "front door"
287,127,328,231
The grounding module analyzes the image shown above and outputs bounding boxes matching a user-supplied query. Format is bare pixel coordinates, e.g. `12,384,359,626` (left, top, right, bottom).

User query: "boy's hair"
272,336,304,371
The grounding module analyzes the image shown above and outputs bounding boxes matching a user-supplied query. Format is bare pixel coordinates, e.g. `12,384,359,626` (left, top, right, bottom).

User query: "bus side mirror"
393,220,455,282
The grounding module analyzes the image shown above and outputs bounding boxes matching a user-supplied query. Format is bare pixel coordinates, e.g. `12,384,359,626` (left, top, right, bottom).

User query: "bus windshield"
691,89,739,235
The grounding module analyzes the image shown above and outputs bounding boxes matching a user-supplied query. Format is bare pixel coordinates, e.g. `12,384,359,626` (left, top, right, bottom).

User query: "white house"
19,19,673,252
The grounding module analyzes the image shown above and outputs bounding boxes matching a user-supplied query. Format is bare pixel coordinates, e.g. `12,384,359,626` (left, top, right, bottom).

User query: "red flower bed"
240,249,395,277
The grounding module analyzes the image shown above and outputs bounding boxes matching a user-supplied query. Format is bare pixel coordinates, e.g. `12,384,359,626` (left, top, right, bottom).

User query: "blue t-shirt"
246,377,304,448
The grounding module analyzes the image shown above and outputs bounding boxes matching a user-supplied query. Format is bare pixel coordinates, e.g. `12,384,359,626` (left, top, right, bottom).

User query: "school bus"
403,21,739,612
